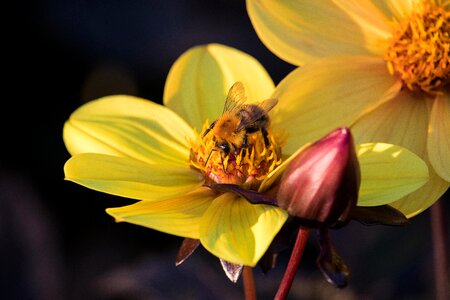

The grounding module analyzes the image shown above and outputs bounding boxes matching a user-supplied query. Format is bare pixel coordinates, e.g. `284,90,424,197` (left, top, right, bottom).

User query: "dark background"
3,1,449,299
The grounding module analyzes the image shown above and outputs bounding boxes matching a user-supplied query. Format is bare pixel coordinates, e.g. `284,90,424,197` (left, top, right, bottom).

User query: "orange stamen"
384,1,450,94
189,121,283,189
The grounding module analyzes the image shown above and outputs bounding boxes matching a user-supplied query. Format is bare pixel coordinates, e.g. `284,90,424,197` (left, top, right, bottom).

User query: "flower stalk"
274,227,310,300
243,266,257,300
431,198,449,300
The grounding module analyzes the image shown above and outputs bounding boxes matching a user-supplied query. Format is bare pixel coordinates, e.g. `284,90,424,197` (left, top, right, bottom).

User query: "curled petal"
357,143,429,206
351,92,446,216
390,168,449,218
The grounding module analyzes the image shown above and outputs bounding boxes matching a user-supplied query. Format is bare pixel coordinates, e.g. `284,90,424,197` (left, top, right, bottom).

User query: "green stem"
274,227,310,300
243,266,257,300
431,198,448,300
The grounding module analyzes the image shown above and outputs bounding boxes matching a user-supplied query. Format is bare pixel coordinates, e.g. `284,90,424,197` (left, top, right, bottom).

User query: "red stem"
431,198,448,300
243,266,257,300
274,227,310,300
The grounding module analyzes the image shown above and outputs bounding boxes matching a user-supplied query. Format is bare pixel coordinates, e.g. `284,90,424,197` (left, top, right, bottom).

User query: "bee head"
215,141,230,155
203,140,230,168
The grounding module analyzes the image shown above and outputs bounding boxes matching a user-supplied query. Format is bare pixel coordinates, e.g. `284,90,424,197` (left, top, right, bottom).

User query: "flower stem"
275,227,310,300
431,198,448,300
243,266,257,300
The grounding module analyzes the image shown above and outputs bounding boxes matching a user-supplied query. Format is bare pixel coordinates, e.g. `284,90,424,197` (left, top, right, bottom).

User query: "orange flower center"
384,1,450,94
189,121,283,190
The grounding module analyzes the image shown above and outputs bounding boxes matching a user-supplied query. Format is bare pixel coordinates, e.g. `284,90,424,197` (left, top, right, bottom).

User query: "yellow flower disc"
384,1,450,94
190,121,283,190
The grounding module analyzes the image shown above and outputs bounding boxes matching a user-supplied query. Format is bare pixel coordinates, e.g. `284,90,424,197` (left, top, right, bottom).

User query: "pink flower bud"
277,128,360,227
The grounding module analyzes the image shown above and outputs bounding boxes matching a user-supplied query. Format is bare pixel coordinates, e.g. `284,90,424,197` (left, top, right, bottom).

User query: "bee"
202,81,278,163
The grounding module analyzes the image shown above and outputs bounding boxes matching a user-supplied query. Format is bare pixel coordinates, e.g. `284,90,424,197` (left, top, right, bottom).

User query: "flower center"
189,121,283,190
384,1,450,94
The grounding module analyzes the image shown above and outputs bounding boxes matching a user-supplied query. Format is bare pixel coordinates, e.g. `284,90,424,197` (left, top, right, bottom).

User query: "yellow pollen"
189,121,283,190
384,1,450,94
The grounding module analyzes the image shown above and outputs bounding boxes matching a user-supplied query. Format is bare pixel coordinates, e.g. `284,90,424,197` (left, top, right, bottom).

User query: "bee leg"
202,120,216,138
204,149,216,167
261,127,270,146
221,153,229,173
241,148,247,160
240,134,249,162
207,149,228,173
242,134,249,148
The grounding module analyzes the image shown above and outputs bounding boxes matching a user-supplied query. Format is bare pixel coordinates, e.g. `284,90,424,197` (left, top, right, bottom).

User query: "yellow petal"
259,143,310,193
164,44,275,131
199,193,288,266
352,90,429,154
246,0,387,66
333,0,391,54
382,0,415,19
428,94,450,181
64,153,204,201
357,143,429,206
351,91,448,216
106,187,215,239
64,95,194,165
390,167,449,218
272,56,401,155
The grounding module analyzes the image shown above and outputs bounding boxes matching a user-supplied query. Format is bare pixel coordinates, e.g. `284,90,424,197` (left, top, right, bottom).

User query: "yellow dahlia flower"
63,44,428,266
247,0,449,217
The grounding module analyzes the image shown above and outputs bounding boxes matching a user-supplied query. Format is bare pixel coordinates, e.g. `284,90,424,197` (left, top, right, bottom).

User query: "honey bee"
202,81,278,161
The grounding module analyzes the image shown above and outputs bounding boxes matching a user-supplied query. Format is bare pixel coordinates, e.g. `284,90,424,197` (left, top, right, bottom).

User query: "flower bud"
276,128,360,227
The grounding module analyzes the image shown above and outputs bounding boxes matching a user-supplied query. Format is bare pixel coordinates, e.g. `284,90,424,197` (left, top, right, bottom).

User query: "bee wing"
236,98,278,132
223,82,247,114
258,98,278,113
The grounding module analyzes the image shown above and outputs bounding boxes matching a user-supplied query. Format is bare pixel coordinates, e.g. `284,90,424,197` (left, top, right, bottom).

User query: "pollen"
384,1,450,94
189,121,283,190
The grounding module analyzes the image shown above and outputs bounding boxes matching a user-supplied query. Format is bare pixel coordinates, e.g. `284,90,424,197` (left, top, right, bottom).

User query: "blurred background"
4,1,449,299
